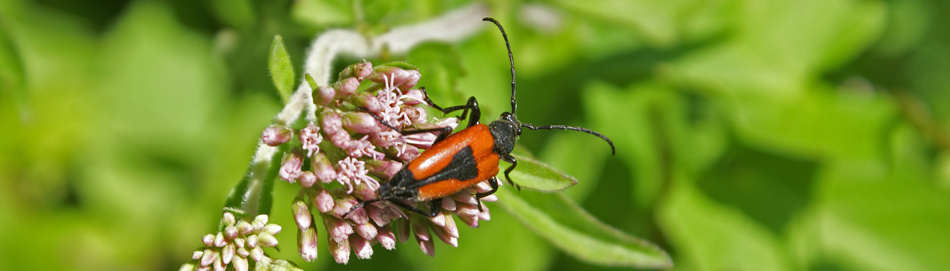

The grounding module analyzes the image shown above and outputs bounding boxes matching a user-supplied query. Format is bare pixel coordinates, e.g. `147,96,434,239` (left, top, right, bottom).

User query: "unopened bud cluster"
264,61,498,264
180,213,283,271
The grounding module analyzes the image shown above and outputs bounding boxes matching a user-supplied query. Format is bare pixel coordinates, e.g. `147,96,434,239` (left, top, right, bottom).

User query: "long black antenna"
522,123,617,155
483,17,517,114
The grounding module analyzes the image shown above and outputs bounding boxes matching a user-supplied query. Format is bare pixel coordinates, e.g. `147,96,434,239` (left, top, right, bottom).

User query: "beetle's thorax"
378,168,419,201
488,112,521,156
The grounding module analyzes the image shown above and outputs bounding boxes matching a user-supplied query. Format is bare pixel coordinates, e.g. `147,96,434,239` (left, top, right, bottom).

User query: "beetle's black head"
489,112,521,156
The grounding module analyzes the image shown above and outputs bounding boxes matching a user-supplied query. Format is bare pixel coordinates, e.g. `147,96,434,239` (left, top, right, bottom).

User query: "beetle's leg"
474,177,500,212
360,108,455,143
400,126,455,144
343,198,384,219
437,96,480,128
390,200,440,218
426,199,443,217
500,154,521,191
420,88,481,128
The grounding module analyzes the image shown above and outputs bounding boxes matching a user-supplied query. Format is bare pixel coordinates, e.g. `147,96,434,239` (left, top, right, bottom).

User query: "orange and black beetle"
347,18,615,217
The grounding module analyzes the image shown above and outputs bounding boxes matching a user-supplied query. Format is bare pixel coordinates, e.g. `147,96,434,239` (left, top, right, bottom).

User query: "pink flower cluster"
181,213,283,271
262,61,498,264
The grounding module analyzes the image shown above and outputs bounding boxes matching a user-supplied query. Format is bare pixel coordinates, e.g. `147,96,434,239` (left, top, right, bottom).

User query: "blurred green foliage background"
2,0,950,270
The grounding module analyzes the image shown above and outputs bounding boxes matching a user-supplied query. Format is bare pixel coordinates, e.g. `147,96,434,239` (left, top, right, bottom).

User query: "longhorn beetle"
346,17,615,218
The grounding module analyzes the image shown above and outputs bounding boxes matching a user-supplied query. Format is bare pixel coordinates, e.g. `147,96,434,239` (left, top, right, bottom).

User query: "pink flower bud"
351,92,382,113
370,66,420,90
428,213,445,227
246,235,259,248
202,234,215,247
312,188,335,213
234,238,245,249
334,198,368,224
458,214,479,228
292,200,313,231
397,147,420,161
339,61,373,81
311,152,337,183
200,249,216,267
324,215,354,243
330,130,352,150
279,152,303,183
355,222,378,240
214,232,227,247
455,203,480,217
400,69,421,90
453,192,478,206
235,221,253,235
221,244,235,265
222,212,236,226
249,246,264,262
396,219,411,243
224,226,238,240
299,171,317,188
441,197,457,212
478,205,491,221
258,233,278,247
251,215,268,231
402,106,427,124
352,183,376,201
400,89,427,106
328,235,350,264
377,226,397,250
368,202,404,226
404,132,438,149
341,112,379,134
417,236,435,257
232,256,248,271
367,159,402,180
369,130,401,148
316,86,336,106
354,61,373,80
320,111,343,135
430,224,458,247
334,77,360,98
443,213,459,238
213,254,226,271
410,216,430,242
192,250,203,260
298,227,319,262
350,235,374,259
260,125,293,146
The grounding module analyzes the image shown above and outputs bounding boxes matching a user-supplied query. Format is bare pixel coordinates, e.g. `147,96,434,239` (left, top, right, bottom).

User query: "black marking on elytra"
411,146,479,189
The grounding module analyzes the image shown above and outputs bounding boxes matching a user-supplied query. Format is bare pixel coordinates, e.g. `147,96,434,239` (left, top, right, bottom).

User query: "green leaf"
657,173,792,271
291,0,354,29
539,131,610,201
268,35,294,104
552,0,674,46
786,160,950,271
223,145,286,221
379,61,418,71
207,0,256,30
504,153,577,192
496,188,672,268
0,23,27,121
583,81,675,208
